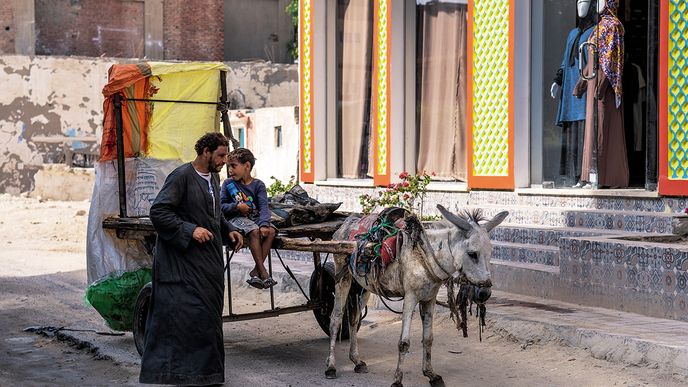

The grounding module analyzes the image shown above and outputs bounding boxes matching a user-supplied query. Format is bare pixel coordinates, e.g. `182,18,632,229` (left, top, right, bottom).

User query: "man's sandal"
246,276,265,289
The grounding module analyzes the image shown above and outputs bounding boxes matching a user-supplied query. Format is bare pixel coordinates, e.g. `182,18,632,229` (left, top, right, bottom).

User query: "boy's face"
228,159,251,181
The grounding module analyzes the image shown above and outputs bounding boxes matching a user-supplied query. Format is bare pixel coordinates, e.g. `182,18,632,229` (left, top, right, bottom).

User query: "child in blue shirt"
220,148,277,289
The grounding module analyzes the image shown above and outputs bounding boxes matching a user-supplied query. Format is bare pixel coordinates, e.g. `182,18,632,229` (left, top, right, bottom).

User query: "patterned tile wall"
668,0,688,180
560,238,688,319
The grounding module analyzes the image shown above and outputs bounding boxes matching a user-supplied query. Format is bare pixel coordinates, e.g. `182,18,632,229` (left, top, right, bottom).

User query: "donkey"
325,204,508,387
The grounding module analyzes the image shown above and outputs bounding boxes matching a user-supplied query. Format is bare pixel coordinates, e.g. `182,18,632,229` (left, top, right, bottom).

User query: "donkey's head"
436,205,508,292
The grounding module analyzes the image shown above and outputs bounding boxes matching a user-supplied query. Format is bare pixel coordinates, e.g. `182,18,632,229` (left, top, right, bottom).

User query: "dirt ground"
0,195,685,386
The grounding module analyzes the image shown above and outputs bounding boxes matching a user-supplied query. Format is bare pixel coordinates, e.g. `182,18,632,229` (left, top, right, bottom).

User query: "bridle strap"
417,232,454,283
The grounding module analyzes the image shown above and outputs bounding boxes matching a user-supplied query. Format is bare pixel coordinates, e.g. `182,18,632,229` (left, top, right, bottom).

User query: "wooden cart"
102,215,360,356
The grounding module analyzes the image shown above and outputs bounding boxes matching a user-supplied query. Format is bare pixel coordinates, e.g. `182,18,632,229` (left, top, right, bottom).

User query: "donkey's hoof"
429,375,445,387
354,361,368,373
325,368,337,379
391,382,403,387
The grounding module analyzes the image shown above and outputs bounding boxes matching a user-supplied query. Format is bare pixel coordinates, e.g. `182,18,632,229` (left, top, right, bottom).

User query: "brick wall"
0,2,15,54
35,0,145,57
163,0,224,61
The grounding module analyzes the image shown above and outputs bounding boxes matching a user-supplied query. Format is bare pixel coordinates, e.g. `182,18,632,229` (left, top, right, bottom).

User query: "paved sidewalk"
233,252,688,376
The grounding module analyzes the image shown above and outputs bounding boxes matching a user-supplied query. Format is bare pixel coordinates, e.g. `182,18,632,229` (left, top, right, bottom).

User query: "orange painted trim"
373,0,391,187
658,0,669,194
658,0,687,196
299,0,315,183
466,0,475,188
467,0,515,190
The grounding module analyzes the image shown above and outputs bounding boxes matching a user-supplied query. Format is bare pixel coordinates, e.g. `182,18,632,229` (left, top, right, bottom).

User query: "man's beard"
208,161,223,173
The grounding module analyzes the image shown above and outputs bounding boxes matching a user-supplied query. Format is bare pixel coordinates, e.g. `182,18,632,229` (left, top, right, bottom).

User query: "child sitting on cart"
221,148,278,289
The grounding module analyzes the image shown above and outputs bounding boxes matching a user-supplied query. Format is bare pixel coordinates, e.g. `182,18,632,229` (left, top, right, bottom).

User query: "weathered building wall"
224,0,294,64
163,0,224,61
240,107,299,183
225,61,298,109
0,2,15,54
0,55,298,195
35,0,145,58
0,55,116,194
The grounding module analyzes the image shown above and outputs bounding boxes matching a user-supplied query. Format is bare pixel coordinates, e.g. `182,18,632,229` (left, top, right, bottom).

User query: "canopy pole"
219,70,239,150
114,93,127,218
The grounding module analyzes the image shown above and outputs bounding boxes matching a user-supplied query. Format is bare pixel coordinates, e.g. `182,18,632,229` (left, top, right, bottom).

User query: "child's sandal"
262,277,277,289
246,276,264,289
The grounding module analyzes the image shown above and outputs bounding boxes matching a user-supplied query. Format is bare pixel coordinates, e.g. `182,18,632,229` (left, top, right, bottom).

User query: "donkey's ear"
437,204,473,233
485,211,509,232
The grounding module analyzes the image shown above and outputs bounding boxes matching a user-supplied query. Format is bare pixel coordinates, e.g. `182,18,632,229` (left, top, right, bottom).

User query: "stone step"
558,235,688,291
470,205,676,234
465,190,688,213
492,241,560,267
490,224,646,247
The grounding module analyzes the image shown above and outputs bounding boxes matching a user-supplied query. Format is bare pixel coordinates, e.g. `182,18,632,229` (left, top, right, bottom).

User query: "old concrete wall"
239,107,299,183
0,55,298,195
0,55,116,194
225,61,298,109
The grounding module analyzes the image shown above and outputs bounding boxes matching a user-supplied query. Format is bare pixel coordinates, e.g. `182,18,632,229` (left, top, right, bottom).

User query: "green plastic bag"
85,268,152,331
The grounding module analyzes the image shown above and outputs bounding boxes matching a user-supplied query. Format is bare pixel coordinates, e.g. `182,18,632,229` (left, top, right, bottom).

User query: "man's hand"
259,226,271,238
237,203,250,216
228,231,243,252
192,227,214,243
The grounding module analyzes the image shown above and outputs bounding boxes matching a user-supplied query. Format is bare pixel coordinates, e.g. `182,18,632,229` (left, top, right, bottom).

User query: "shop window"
534,0,657,189
414,0,468,181
335,0,374,179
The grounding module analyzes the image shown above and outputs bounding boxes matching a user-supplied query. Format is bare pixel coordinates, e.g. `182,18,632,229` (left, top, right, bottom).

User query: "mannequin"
574,0,629,188
551,0,597,187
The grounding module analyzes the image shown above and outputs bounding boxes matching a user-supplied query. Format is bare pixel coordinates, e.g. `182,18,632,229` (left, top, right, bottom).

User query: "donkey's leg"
419,299,445,387
349,290,370,373
325,269,352,379
392,294,417,387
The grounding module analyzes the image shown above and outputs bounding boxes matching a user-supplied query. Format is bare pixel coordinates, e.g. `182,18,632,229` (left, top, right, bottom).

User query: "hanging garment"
559,120,585,183
555,25,594,126
589,0,625,108
575,48,629,188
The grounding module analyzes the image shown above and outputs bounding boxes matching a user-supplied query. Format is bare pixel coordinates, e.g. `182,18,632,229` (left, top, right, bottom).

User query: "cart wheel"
309,262,363,340
133,282,152,357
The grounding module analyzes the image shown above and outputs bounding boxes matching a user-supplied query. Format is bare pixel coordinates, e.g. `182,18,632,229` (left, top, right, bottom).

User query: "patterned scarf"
589,0,624,107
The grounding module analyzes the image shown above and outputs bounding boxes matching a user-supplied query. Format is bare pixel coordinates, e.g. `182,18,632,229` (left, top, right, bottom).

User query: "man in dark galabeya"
140,132,243,385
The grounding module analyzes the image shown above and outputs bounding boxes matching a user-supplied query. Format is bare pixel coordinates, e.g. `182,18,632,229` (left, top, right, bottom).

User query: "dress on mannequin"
574,0,628,188
554,8,596,185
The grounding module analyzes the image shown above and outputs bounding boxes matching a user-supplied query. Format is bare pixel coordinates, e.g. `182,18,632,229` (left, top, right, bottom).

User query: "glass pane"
537,0,654,189
336,0,374,179
415,0,468,181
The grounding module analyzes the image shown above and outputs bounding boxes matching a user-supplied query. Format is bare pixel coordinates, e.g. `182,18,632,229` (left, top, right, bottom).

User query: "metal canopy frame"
112,69,235,218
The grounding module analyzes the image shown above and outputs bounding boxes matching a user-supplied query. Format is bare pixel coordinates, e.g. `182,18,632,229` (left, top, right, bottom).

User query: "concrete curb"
484,295,688,377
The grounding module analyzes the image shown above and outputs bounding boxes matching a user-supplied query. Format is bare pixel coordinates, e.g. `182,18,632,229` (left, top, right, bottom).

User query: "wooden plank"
102,216,155,232
273,237,355,255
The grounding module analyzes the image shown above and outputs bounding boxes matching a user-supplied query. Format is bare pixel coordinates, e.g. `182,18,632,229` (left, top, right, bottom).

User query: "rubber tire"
133,282,152,357
309,262,363,340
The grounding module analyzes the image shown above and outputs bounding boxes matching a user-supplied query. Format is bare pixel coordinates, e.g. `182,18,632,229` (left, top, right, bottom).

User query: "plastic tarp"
100,62,226,162
87,61,226,330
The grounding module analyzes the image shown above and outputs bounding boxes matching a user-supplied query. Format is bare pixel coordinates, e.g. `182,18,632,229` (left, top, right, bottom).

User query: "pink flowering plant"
359,171,433,217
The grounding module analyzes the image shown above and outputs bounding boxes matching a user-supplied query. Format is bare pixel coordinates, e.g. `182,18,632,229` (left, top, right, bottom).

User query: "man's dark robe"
140,163,236,385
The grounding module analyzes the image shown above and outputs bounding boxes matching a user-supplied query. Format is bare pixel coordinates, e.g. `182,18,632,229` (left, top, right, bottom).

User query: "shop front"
299,0,686,194
296,0,688,320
